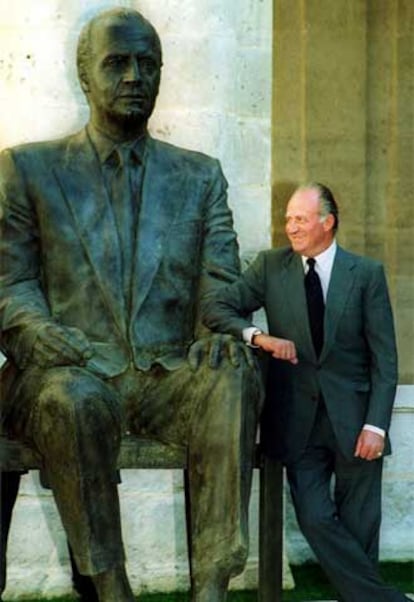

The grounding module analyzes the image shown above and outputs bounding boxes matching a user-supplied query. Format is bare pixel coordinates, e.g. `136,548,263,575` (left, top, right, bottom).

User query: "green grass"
12,562,414,601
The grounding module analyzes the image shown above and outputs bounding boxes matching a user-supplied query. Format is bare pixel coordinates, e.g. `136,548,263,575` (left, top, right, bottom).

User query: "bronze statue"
0,7,262,602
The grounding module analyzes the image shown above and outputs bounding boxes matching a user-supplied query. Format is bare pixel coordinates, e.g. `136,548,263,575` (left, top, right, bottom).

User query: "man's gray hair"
299,182,339,231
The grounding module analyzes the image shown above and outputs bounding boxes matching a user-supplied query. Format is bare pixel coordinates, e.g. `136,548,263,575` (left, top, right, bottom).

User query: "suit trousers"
5,357,262,585
286,401,408,602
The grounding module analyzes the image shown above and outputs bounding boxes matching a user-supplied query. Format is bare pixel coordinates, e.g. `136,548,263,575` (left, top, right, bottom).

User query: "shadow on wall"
272,180,297,247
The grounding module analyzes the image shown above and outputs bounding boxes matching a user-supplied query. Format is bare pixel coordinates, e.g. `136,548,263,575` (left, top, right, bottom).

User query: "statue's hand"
30,323,93,368
188,333,255,371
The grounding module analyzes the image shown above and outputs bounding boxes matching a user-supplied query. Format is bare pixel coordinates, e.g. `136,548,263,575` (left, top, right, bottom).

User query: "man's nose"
124,58,142,82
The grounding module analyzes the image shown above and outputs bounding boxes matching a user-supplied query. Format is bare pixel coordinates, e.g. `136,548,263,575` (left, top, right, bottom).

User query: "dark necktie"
304,257,325,356
110,147,135,306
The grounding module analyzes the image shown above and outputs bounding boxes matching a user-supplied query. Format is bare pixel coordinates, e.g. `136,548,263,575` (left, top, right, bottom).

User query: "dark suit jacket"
0,129,240,414
202,246,398,463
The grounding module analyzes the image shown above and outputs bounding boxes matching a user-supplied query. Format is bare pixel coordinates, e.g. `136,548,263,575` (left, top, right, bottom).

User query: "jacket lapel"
320,246,357,361
52,129,127,335
281,252,316,360
130,138,188,320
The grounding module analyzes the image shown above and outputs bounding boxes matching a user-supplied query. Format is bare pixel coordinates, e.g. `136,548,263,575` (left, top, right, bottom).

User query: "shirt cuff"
242,327,262,347
363,424,385,438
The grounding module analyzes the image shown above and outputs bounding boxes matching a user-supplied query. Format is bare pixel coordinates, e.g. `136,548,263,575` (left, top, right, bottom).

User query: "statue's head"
77,8,162,138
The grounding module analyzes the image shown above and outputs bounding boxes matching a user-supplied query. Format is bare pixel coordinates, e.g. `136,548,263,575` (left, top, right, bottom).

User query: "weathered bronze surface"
0,7,262,602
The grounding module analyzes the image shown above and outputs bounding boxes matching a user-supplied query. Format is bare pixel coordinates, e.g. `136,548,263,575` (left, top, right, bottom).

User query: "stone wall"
272,0,414,383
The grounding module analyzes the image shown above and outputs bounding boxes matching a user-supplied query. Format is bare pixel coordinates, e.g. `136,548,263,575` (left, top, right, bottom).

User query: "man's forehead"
286,189,320,213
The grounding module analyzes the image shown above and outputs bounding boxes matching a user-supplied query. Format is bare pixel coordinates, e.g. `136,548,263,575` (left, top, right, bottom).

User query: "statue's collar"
86,123,148,166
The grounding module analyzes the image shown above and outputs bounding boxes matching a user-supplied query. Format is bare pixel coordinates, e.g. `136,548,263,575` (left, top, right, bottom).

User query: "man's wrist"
251,330,263,346
363,424,386,438
242,327,263,348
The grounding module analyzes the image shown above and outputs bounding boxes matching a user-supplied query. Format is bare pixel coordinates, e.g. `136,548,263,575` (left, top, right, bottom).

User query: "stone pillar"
272,0,414,381
272,0,414,571
365,0,414,383
272,0,368,249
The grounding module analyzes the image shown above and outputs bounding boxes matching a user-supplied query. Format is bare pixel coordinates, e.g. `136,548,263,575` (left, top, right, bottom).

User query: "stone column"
272,0,414,381
271,0,414,570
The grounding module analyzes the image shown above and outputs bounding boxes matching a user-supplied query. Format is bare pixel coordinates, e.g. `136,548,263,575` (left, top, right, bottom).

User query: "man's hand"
187,333,255,371
30,323,93,368
253,333,298,364
354,429,385,461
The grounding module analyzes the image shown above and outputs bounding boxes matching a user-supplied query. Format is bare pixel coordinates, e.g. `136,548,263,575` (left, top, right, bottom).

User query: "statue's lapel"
53,130,127,334
130,138,188,318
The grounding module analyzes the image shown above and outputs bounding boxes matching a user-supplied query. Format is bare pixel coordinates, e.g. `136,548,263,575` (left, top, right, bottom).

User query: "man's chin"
289,241,305,253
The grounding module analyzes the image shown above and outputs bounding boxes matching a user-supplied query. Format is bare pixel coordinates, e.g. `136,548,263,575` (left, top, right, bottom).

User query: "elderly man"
0,8,262,601
203,183,409,602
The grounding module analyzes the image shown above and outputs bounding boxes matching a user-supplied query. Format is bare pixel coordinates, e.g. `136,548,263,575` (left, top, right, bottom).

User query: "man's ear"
323,213,335,232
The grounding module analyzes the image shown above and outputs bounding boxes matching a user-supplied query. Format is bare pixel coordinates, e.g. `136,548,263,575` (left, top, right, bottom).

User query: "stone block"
230,184,272,253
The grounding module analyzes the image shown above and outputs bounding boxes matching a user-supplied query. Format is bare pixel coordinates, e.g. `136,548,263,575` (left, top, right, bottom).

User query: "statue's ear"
80,77,90,93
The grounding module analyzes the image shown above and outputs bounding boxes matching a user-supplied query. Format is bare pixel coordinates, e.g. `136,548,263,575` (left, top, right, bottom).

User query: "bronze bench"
0,434,283,601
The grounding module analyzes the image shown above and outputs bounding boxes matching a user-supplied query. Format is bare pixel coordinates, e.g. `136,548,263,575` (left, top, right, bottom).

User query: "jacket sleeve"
0,149,52,367
193,159,241,338
362,262,398,431
201,250,267,340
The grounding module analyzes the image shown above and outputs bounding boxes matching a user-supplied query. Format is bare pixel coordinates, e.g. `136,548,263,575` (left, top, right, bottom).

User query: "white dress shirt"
301,240,337,302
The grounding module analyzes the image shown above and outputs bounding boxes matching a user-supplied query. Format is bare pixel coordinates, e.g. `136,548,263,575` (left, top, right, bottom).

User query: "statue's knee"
36,367,120,436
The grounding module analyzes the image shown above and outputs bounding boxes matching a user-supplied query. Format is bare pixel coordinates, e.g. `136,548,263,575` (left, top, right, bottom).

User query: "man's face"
285,187,334,257
83,15,161,135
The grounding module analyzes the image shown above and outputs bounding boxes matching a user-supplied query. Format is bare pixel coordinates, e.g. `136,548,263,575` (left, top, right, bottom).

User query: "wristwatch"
251,328,263,347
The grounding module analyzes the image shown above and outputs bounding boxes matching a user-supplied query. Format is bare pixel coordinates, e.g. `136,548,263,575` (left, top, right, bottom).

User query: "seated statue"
0,7,262,602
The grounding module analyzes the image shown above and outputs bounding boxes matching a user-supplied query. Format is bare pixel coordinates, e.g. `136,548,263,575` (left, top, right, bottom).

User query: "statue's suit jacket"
0,129,240,415
202,246,398,463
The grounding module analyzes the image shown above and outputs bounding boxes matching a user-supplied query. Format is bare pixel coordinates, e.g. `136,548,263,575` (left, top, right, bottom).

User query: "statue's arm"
194,159,241,338
0,149,92,368
188,159,261,370
0,149,52,366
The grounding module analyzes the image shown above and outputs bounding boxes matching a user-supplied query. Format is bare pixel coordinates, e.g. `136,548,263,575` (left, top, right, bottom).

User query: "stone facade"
1,0,413,599
272,0,414,383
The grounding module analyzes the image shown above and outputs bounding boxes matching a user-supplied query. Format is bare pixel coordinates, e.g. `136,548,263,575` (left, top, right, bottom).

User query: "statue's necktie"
304,257,325,356
111,147,135,306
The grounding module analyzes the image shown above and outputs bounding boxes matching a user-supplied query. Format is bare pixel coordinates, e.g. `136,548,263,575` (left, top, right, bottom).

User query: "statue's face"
84,15,161,134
